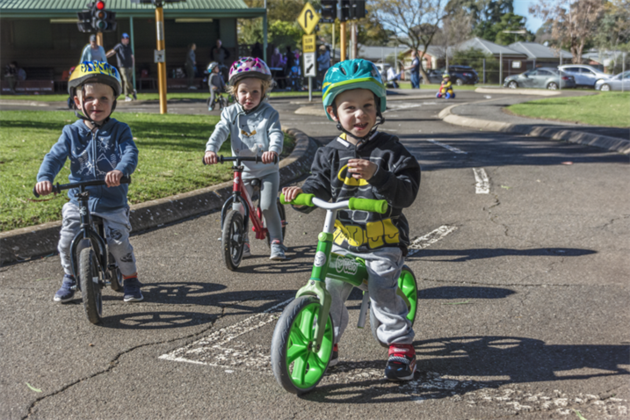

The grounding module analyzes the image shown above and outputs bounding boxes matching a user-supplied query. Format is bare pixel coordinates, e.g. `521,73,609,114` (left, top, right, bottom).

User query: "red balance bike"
204,155,287,270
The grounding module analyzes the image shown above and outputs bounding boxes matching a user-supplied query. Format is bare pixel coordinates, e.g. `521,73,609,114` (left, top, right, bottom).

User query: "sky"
513,0,545,32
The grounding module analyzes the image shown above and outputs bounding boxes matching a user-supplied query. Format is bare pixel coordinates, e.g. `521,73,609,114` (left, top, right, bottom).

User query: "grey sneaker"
53,274,76,303
242,242,251,258
269,240,287,261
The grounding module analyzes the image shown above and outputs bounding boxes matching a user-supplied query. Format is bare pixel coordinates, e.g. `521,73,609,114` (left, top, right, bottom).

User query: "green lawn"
0,110,294,232
0,90,321,102
506,92,630,128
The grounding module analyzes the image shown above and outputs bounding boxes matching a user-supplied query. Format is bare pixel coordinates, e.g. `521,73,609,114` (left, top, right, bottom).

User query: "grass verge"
0,110,294,232
506,92,630,127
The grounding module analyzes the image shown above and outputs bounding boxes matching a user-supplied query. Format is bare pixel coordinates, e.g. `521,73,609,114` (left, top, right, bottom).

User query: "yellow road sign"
298,3,320,35
302,34,316,53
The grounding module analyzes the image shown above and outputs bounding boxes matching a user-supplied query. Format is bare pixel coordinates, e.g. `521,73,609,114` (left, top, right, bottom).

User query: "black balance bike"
34,177,131,324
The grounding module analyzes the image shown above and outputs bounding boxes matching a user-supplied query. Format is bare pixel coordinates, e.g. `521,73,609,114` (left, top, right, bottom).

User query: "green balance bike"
270,193,418,394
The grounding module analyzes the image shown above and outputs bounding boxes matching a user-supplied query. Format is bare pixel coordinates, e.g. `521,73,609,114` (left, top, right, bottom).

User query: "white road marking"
385,102,422,113
407,225,457,256
473,168,490,194
428,139,468,154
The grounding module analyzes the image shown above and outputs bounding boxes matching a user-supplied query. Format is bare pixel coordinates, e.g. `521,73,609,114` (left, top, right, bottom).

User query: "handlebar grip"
120,176,131,185
348,197,388,214
33,186,40,198
280,193,315,207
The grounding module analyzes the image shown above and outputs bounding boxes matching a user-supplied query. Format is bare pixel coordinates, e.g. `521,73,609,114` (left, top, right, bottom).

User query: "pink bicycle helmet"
228,57,272,86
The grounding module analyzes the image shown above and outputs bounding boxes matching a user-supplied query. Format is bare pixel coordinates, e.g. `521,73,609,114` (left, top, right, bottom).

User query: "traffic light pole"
96,32,104,47
340,21,347,61
155,4,167,114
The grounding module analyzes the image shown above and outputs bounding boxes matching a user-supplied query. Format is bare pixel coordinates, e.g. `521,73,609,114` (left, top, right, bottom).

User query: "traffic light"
320,0,337,23
338,0,349,22
77,10,94,33
349,0,366,20
91,1,117,32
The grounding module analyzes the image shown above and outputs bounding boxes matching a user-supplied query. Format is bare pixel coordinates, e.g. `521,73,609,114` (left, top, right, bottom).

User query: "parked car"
595,71,630,91
558,64,611,88
426,65,478,85
503,67,576,90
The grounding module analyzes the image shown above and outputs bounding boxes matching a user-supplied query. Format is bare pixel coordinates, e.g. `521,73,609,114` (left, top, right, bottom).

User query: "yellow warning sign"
302,34,316,53
298,3,320,35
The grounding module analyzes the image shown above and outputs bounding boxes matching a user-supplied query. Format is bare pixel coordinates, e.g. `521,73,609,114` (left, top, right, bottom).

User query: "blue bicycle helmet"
322,59,387,122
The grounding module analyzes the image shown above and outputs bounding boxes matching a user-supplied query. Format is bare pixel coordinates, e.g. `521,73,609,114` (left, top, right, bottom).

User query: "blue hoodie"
37,118,138,213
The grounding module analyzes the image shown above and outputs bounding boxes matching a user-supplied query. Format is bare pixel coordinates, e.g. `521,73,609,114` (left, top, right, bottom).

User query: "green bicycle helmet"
322,59,387,122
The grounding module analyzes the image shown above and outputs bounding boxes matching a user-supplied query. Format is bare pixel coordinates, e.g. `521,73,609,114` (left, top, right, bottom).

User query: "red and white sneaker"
385,343,416,381
329,343,339,367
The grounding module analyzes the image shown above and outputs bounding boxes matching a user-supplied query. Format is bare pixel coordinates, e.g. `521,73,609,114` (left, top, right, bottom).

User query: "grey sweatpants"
58,202,137,277
232,171,283,243
326,245,413,346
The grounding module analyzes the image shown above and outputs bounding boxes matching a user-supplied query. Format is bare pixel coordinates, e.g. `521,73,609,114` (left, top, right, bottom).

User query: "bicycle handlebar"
33,176,131,198
202,154,279,165
280,193,388,214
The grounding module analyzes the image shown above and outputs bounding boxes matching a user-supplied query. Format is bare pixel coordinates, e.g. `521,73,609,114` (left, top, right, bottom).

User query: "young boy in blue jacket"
283,59,421,381
35,61,143,303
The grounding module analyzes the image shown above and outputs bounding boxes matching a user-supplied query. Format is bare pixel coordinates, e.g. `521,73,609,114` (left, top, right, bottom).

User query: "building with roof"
508,42,572,69
0,0,265,92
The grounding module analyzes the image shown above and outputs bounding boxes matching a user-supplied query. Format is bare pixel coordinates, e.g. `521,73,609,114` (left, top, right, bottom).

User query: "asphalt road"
1,91,628,419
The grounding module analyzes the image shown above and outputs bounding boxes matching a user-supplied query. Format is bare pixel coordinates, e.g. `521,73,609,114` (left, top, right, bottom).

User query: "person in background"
211,39,231,66
4,61,19,94
316,45,331,89
405,50,420,89
251,42,264,60
186,43,197,90
270,47,287,89
387,66,401,88
80,34,107,63
106,33,136,101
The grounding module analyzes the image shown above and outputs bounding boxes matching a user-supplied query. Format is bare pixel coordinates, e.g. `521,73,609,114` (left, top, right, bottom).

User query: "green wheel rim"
399,270,418,323
286,302,333,389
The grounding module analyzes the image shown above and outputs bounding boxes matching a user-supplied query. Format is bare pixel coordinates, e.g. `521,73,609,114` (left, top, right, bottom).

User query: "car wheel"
507,81,518,89
455,78,464,86
600,83,611,92
547,82,558,90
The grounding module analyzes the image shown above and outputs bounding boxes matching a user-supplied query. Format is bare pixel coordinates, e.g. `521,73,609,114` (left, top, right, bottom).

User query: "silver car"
595,71,630,91
503,67,576,90
558,64,611,88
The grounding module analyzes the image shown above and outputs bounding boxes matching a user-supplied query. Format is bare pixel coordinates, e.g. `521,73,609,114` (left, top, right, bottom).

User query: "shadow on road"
408,247,596,262
303,336,630,403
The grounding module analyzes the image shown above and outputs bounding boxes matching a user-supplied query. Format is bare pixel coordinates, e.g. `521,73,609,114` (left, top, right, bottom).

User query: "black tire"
266,199,287,247
547,82,558,90
370,265,418,348
79,248,103,324
271,296,334,395
108,253,123,292
222,210,245,271
507,81,518,89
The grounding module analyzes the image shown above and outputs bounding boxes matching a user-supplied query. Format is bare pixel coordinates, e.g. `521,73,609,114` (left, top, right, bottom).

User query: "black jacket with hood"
301,131,421,255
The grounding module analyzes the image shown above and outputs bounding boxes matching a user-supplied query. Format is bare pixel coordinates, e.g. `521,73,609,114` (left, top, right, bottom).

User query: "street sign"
303,52,317,77
154,49,165,63
298,3,320,35
302,34,316,53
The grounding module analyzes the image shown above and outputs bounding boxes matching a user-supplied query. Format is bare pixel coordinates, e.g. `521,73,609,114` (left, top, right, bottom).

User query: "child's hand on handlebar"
261,151,278,164
282,186,302,202
35,181,53,196
105,170,123,187
204,151,218,165
347,159,377,181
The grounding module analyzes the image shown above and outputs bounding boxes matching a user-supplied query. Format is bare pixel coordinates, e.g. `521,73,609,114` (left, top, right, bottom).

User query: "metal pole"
308,77,312,102
483,57,486,84
394,45,398,73
351,21,357,60
622,52,626,92
155,4,167,114
96,32,104,47
340,22,347,61
130,16,136,92
499,53,503,86
332,22,335,62
263,13,268,62
559,53,562,92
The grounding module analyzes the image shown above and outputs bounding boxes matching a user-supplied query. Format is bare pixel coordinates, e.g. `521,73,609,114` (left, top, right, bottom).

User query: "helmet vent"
353,63,359,73
339,67,347,75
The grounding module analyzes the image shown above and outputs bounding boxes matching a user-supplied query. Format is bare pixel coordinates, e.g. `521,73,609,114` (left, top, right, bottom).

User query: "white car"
595,71,630,91
558,64,612,88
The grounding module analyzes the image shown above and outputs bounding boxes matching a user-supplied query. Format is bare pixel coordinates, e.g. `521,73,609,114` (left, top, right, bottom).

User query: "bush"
452,48,501,84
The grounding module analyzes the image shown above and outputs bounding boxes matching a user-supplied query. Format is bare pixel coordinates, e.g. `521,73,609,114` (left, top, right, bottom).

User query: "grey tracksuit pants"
232,171,283,243
326,245,414,346
58,202,137,277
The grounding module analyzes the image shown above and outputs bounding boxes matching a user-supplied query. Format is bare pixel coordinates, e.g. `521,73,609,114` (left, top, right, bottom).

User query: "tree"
492,13,534,45
371,0,450,82
433,8,473,63
529,0,605,64
594,0,630,51
453,47,500,82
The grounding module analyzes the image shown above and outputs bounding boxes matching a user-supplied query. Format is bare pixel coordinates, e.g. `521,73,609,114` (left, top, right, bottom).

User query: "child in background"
283,59,421,381
436,73,455,99
207,61,226,111
203,57,287,260
35,61,142,303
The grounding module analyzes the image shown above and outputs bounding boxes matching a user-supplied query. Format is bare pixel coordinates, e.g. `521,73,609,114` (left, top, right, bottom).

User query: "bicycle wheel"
271,296,334,394
266,199,287,247
221,210,245,271
108,252,123,292
370,265,418,348
79,248,103,324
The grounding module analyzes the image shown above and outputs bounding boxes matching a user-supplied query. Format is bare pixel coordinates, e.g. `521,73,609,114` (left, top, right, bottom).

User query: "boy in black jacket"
283,59,421,381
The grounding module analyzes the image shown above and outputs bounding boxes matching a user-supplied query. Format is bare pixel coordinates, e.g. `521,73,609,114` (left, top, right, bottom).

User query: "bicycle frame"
219,160,268,240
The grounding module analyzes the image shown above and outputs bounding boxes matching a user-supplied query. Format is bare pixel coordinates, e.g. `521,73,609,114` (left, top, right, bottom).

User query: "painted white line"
473,168,490,194
384,102,422,113
407,225,457,256
427,139,468,154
